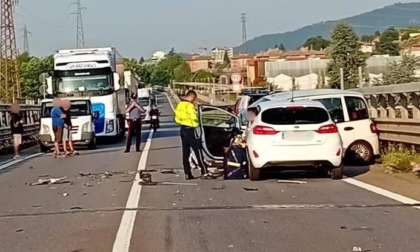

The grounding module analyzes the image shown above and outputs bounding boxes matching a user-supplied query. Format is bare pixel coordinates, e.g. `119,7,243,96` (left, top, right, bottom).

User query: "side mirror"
93,111,99,119
113,73,121,91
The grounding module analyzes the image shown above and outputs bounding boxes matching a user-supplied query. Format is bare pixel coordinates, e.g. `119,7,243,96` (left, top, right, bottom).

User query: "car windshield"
57,75,111,93
41,100,91,118
138,98,150,107
261,106,329,125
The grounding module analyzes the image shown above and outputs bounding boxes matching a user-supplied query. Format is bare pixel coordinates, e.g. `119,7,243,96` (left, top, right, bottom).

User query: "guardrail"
0,104,41,153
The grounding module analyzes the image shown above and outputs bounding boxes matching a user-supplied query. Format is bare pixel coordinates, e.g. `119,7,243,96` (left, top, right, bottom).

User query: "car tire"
39,143,49,153
346,140,373,165
248,156,261,181
331,164,343,180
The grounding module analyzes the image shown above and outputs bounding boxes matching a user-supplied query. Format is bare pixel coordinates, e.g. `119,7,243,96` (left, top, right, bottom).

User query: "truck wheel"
88,137,96,150
39,143,49,153
248,155,262,181
331,164,343,180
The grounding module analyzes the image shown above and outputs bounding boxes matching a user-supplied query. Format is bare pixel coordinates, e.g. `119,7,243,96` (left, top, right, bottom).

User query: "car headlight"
106,120,114,133
42,124,50,134
82,122,89,132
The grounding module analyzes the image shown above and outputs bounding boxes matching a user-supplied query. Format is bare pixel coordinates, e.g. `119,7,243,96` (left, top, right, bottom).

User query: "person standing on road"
174,90,211,180
10,103,24,159
61,100,77,156
51,98,66,158
125,93,145,153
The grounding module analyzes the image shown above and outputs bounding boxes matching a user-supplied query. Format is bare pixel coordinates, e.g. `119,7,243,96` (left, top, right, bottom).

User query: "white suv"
197,101,343,181
246,100,343,180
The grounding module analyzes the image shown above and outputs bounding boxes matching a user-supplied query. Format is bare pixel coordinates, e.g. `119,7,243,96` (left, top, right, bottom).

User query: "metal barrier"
0,104,41,153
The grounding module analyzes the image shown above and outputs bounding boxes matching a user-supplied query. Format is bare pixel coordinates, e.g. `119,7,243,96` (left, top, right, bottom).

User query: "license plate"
282,131,313,141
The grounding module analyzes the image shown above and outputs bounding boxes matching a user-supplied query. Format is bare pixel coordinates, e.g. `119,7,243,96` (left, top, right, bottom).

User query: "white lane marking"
343,178,420,210
112,130,153,252
0,153,43,172
112,93,175,252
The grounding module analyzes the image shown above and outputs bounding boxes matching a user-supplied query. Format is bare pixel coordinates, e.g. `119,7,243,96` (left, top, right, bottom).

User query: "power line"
0,0,20,103
71,0,85,48
241,13,248,54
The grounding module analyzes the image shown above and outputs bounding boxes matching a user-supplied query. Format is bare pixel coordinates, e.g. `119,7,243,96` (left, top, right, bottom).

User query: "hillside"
234,2,420,54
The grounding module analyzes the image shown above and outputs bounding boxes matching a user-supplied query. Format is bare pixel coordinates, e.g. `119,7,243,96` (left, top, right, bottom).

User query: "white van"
248,89,379,164
39,98,96,152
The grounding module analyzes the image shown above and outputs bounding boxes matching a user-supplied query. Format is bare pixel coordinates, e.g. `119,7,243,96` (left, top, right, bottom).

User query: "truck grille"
71,126,79,134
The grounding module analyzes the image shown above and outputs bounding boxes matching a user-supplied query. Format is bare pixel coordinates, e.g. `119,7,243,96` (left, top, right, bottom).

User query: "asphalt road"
1,93,420,252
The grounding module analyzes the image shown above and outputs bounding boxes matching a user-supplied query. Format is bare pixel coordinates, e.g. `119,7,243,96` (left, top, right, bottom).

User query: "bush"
379,145,420,177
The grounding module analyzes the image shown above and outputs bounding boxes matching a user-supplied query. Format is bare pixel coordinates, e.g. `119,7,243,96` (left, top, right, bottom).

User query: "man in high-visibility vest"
174,90,211,180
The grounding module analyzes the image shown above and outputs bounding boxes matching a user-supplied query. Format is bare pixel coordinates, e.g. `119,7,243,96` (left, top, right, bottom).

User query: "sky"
14,0,417,58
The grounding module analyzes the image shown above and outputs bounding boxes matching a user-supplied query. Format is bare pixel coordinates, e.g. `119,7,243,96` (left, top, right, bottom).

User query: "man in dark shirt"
62,100,77,156
10,103,24,159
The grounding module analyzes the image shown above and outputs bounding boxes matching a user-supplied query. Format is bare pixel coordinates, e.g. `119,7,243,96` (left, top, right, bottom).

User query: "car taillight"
316,124,338,134
253,125,279,135
370,122,377,134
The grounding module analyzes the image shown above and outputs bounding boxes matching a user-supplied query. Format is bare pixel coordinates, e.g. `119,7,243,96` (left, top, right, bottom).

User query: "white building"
212,47,233,64
151,51,166,61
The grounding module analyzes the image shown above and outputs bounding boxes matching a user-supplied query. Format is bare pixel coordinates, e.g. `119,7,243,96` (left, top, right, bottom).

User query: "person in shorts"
10,103,24,159
62,100,77,156
51,98,66,157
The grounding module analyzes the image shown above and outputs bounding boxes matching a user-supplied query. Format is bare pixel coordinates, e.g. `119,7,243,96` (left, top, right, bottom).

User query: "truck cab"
39,98,97,152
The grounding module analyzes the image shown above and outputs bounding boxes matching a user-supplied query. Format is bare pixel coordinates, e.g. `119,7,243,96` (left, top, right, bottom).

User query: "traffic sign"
232,83,241,92
39,73,49,84
231,73,242,84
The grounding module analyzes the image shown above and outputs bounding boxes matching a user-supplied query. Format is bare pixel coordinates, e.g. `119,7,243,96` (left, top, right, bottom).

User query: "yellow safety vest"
174,101,199,128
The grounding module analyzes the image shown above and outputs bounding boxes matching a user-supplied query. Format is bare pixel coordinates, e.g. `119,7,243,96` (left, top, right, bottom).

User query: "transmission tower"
240,13,248,54
0,0,20,103
23,24,30,54
72,0,85,48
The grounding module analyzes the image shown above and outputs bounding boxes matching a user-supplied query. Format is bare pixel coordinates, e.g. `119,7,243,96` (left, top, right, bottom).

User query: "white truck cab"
39,97,97,152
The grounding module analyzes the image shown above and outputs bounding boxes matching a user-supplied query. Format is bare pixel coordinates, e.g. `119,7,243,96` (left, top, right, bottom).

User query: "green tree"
150,64,170,85
382,54,420,85
302,36,330,50
376,27,400,56
173,61,191,82
279,43,286,50
223,51,230,66
124,58,141,77
138,64,153,84
327,23,366,89
20,55,54,99
168,47,176,56
192,70,213,82
139,57,145,64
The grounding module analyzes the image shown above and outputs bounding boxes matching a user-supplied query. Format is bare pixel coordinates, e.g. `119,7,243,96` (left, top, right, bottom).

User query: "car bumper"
39,132,94,146
249,144,343,169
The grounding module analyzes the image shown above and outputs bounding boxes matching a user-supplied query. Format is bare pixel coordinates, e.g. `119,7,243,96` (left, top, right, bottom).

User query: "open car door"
198,105,240,168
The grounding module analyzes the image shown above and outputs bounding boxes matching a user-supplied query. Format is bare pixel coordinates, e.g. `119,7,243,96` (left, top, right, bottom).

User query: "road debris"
16,228,24,233
63,193,69,197
70,206,83,210
161,182,197,186
29,177,70,186
31,204,42,208
340,226,347,229
139,181,158,186
212,185,225,190
161,169,176,174
263,220,270,224
243,187,258,191
28,166,33,169
38,174,49,178
78,172,91,177
228,245,234,249
278,180,307,184
82,192,87,196
83,183,93,187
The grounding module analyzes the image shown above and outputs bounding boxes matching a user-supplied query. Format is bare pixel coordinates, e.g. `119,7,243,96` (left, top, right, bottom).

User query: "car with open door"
198,105,241,170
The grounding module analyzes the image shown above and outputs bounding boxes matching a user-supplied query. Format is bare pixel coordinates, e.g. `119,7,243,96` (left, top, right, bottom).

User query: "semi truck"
45,47,136,140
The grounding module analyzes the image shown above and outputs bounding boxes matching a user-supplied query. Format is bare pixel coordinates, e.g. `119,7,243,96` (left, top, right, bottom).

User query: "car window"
345,96,369,121
261,107,329,125
313,98,345,123
201,107,237,128
248,95,265,105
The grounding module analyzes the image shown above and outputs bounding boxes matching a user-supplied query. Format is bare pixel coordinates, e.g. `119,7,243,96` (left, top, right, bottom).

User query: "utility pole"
23,24,30,54
240,13,248,54
72,0,86,48
0,0,20,103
